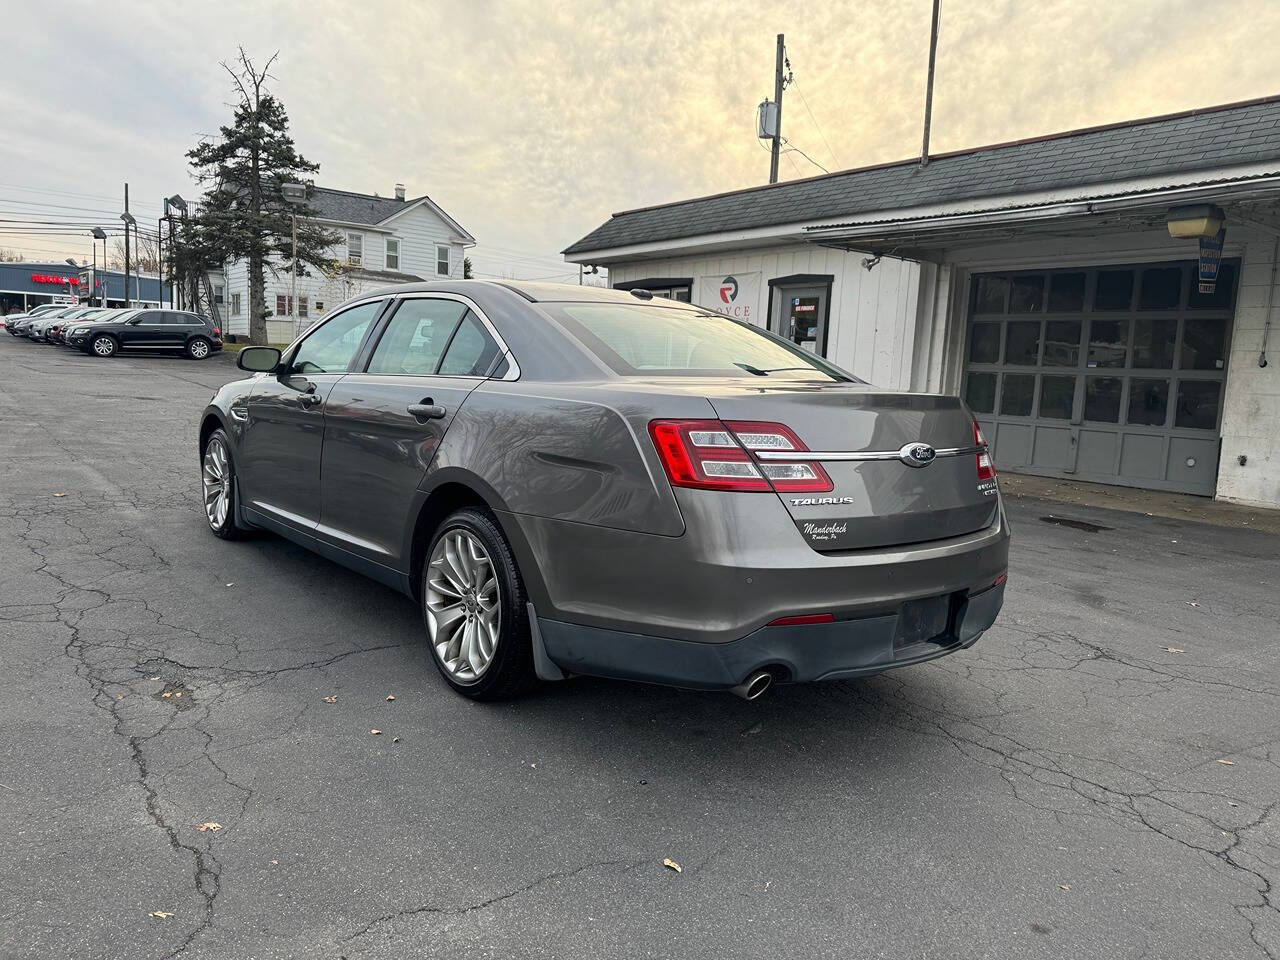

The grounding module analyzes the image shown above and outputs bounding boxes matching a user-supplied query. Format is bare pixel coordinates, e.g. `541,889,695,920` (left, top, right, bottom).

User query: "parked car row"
5,304,222,359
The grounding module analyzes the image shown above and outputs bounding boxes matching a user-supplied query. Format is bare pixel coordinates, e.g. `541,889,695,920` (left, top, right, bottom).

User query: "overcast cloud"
2,0,1279,279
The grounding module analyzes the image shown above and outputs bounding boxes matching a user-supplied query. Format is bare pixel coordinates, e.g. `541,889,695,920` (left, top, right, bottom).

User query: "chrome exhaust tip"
730,670,773,701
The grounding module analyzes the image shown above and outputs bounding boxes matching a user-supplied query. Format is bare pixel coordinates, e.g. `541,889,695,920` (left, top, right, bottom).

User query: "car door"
238,298,386,531
118,310,165,348
317,296,508,569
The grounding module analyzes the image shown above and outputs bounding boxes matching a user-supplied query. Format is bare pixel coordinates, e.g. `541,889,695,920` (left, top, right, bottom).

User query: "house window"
385,238,400,271
347,232,363,265
298,296,308,319
315,301,325,315
231,293,241,316
436,244,450,277
213,284,224,305
276,294,286,316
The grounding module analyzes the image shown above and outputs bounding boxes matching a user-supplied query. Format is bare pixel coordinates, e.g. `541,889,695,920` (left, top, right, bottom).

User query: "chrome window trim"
364,291,521,381
756,444,985,463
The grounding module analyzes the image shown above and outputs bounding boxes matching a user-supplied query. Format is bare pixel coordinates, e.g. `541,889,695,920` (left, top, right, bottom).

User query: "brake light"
974,421,996,481
213,326,221,337
768,613,835,626
648,419,832,493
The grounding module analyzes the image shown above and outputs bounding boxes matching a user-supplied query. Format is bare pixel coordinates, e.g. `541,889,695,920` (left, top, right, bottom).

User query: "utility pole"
123,184,131,306
769,33,786,184
920,0,942,167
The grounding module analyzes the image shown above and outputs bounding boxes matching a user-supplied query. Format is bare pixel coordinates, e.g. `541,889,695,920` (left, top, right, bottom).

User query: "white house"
214,182,475,341
565,96,1280,510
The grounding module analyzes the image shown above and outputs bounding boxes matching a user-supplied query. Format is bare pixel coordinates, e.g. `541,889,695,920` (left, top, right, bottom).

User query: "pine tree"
185,49,340,343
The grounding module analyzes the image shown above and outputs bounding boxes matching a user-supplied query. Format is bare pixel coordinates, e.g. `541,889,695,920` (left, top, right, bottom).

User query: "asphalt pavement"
1,333,1277,959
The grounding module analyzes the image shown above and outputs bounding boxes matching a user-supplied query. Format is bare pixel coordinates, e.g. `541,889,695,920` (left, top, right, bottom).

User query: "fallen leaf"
149,676,160,681
269,859,279,865
196,822,222,833
1185,601,1200,608
662,858,682,873
53,493,66,498
161,691,173,699
1217,758,1235,766
322,696,337,704
386,694,395,701
1059,884,1070,891
392,737,401,743
1165,647,1185,654
149,911,174,919
174,692,182,699
370,729,382,736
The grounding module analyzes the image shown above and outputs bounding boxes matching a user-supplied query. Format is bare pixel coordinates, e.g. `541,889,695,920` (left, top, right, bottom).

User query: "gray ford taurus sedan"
200,281,1008,700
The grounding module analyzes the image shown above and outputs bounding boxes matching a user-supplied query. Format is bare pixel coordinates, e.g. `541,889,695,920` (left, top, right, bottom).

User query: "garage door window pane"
969,323,1001,363
965,373,996,413
1188,262,1235,309
1088,319,1128,368
1039,375,1076,420
1004,320,1041,365
1084,377,1123,422
1043,320,1081,366
1175,381,1221,429
1094,270,1134,310
973,276,1008,314
1047,272,1086,312
1139,267,1184,310
1000,374,1035,416
1127,378,1169,426
1180,318,1227,370
1009,275,1045,313
1132,318,1177,368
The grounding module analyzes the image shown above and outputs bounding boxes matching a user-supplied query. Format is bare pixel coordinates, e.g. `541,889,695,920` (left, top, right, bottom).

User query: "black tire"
186,336,212,360
201,428,248,541
89,333,118,358
421,507,536,700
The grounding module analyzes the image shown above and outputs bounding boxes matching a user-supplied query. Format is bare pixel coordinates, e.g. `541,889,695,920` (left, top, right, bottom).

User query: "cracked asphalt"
1,333,1277,960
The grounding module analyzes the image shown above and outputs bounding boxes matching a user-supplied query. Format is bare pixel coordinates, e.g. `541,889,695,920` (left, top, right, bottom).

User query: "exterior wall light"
1166,204,1225,239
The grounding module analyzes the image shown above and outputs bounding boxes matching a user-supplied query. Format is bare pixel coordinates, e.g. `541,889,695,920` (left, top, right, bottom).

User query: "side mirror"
237,346,282,373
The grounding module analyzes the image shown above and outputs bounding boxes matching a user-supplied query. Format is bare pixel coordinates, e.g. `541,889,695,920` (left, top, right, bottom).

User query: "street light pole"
282,183,307,337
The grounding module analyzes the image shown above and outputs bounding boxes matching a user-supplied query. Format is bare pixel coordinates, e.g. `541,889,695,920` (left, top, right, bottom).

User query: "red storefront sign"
31,274,79,285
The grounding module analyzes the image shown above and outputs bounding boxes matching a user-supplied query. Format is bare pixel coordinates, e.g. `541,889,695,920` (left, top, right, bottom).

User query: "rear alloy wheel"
201,428,246,540
187,337,212,360
422,507,535,699
90,334,117,357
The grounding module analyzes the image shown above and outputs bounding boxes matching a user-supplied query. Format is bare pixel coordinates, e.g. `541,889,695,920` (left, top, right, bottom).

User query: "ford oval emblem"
898,442,937,468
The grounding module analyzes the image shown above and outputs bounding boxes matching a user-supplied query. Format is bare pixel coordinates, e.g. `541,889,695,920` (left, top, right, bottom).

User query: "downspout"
1259,236,1277,368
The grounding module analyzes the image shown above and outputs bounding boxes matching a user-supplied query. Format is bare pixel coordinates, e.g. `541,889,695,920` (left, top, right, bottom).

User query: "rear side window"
438,314,501,376
367,299,469,375
546,303,852,380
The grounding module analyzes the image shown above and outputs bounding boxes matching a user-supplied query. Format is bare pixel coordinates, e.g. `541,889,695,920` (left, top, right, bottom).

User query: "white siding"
608,243,922,390
385,204,467,279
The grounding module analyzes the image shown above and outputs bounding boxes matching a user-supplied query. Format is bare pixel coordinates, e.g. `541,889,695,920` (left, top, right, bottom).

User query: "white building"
214,183,475,341
565,97,1280,510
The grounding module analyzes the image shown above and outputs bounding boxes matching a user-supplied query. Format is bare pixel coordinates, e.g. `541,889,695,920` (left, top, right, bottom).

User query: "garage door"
961,260,1236,496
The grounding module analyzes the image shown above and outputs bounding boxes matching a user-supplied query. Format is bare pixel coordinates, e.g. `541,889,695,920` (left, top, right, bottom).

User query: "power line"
790,75,840,169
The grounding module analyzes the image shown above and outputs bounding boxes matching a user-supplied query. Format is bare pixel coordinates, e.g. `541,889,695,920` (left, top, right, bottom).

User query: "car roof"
348,278,677,306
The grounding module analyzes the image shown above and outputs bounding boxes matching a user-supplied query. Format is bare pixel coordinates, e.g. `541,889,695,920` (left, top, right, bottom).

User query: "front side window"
367,299,469,375
347,232,364,265
386,238,400,271
436,244,449,277
546,302,852,380
290,300,382,375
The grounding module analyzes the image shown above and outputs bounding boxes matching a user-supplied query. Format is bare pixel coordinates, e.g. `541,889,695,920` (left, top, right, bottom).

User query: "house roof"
564,95,1280,257
308,187,477,244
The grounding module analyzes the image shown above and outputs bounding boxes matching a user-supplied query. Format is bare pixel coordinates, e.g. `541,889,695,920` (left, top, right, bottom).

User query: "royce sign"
698,271,761,322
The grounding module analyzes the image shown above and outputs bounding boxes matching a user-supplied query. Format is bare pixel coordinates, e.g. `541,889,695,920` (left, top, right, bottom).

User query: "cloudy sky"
2,0,1278,280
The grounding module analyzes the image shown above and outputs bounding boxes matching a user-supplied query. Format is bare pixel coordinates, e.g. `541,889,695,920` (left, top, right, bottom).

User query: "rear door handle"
407,401,447,422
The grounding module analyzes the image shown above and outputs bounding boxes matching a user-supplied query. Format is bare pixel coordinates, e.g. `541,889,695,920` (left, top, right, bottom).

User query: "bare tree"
0,248,26,262
108,235,160,273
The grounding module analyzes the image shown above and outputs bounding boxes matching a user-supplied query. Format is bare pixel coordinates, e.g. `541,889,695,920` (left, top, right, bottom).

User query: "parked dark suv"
67,309,222,359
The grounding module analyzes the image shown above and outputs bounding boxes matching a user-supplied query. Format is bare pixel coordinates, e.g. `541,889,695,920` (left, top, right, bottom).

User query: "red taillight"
974,421,996,481
213,326,221,337
648,419,833,493
768,613,835,626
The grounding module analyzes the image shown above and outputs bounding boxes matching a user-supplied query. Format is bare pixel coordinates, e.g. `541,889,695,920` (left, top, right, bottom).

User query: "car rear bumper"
536,580,1005,689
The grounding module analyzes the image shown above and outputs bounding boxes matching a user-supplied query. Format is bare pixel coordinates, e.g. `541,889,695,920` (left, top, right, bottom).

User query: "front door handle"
407,401,447,422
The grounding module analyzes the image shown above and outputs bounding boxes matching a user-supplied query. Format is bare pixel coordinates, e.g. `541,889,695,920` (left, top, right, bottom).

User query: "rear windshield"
545,302,855,380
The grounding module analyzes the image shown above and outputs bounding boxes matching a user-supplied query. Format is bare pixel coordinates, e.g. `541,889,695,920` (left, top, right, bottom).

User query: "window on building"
298,296,308,319
386,238,400,271
231,293,241,316
436,244,450,277
276,294,286,316
213,284,224,305
315,301,325,316
347,233,363,265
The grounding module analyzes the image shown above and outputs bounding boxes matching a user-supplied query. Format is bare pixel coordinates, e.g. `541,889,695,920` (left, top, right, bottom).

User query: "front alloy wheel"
201,429,245,540
91,335,116,357
421,508,535,699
